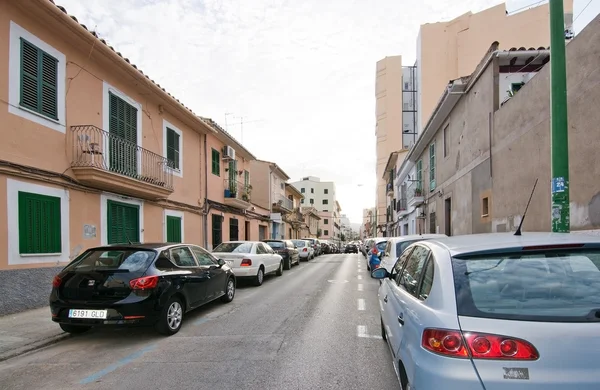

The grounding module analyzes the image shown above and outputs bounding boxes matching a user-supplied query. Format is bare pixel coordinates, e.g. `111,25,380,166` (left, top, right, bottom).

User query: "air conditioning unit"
222,145,236,160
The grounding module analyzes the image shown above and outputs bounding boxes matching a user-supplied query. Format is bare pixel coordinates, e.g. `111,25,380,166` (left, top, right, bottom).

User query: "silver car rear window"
452,250,600,322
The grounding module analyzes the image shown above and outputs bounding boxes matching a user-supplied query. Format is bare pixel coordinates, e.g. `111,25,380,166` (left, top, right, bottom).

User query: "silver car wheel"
167,301,183,330
227,279,235,299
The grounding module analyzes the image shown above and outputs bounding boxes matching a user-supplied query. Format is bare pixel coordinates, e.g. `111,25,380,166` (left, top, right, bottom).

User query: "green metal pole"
549,0,570,233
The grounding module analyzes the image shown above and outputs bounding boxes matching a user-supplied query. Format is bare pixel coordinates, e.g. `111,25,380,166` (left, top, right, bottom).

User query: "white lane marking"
357,284,363,291
357,298,366,311
357,325,383,339
357,275,363,280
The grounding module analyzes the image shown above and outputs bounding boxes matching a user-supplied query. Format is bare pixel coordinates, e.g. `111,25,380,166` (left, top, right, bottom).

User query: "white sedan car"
292,239,314,260
212,241,283,286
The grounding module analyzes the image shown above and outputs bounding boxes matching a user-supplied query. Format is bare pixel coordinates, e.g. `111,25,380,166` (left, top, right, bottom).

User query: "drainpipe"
203,133,210,248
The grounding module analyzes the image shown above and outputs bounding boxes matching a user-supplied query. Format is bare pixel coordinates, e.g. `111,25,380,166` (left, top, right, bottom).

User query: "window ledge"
481,214,489,218
20,252,61,257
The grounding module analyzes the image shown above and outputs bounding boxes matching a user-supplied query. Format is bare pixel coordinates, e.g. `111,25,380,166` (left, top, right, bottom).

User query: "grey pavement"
0,253,399,390
0,306,70,362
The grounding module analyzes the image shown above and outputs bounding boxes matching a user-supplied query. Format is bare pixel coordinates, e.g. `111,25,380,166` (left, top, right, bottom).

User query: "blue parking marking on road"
80,344,157,384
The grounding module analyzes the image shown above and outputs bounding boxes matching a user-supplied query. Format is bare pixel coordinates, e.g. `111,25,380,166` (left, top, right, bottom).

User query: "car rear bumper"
230,265,259,277
50,298,161,327
408,349,484,390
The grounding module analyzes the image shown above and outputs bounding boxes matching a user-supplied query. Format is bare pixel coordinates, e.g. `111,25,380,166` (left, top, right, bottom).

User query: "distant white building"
291,176,341,242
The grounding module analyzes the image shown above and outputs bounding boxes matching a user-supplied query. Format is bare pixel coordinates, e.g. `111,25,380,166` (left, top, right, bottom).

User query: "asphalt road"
0,253,399,390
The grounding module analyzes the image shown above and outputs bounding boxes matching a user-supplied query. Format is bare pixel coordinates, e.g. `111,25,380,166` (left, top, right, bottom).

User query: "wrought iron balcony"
407,180,424,208
223,179,251,209
70,125,173,200
273,194,293,212
397,198,407,212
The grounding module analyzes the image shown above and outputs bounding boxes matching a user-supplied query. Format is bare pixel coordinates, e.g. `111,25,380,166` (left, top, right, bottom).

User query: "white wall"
291,178,336,212
499,72,537,103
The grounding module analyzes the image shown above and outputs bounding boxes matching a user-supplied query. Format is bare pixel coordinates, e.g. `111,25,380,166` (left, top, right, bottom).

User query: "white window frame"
162,120,183,178
6,179,70,265
100,193,144,245
8,21,67,133
163,209,185,242
102,82,143,175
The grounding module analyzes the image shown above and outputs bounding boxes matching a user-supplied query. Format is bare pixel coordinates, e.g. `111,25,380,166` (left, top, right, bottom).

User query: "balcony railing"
407,180,424,208
274,194,293,211
71,125,173,190
397,198,407,212
224,179,251,202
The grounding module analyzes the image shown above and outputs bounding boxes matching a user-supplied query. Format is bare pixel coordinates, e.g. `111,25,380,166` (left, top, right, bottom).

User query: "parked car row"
49,238,325,336
360,231,600,390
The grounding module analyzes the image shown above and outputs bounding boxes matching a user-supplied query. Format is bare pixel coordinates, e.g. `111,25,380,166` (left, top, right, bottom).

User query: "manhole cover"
327,280,349,284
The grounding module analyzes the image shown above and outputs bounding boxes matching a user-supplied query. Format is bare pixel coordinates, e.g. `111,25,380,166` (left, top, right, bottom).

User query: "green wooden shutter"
107,200,140,244
244,170,250,189
228,160,237,192
18,192,61,254
416,160,423,190
166,216,182,243
20,39,58,119
429,143,436,191
108,93,138,178
211,149,220,176
166,128,180,170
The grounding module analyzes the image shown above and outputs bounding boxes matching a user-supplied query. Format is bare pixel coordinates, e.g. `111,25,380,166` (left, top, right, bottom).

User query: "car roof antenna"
514,178,538,236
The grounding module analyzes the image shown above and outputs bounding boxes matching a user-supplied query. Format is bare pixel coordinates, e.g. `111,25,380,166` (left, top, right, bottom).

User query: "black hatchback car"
50,243,236,336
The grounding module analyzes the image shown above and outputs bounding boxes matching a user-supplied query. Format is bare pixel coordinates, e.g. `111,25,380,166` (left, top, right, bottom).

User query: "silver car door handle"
398,313,404,325
383,295,388,303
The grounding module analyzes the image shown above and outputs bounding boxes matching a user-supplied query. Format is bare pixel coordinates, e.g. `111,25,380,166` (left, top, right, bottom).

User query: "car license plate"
68,309,108,319
226,260,233,266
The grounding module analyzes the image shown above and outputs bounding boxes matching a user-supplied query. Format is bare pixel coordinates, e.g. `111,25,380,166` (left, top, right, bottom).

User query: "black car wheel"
254,267,265,286
276,261,284,276
221,277,235,303
156,296,184,335
284,258,292,271
59,323,91,334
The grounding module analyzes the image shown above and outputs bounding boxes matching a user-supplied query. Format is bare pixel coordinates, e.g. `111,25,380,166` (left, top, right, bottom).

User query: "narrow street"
0,254,399,390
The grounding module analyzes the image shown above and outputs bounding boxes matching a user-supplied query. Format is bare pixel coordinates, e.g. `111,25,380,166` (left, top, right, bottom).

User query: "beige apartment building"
0,0,272,315
396,11,600,236
374,0,573,236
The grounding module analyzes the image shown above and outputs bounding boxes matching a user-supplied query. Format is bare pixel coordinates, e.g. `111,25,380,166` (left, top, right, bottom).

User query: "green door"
107,200,140,244
166,216,182,243
108,92,138,178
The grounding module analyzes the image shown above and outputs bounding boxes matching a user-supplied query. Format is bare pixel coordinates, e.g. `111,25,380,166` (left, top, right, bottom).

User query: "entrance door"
445,198,452,236
245,221,250,240
166,215,182,243
259,225,266,240
211,214,222,249
107,200,139,244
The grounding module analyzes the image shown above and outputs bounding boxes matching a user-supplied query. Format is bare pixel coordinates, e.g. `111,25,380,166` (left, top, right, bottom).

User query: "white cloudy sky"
56,0,595,223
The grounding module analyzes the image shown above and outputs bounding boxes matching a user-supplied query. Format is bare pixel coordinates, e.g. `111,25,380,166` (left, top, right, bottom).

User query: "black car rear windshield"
213,242,253,253
452,249,600,322
265,241,285,249
65,249,156,273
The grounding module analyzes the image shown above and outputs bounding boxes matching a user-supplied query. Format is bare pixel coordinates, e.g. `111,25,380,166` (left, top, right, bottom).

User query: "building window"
323,209,328,212
301,199,305,204
429,211,436,234
9,22,67,132
229,218,239,241
165,210,184,243
416,159,423,189
482,197,490,217
429,143,436,191
107,199,140,244
324,230,329,236
244,170,250,189
166,216,182,243
511,82,525,93
322,199,329,205
301,188,305,193
18,191,61,254
310,198,314,204
310,188,314,194
443,124,449,158
164,121,183,177
211,214,222,249
211,148,220,176
281,183,284,190
324,219,329,224
324,189,328,194
19,38,58,120
108,91,140,178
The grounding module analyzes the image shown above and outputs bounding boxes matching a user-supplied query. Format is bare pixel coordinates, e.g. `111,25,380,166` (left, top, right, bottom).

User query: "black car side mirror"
217,258,226,267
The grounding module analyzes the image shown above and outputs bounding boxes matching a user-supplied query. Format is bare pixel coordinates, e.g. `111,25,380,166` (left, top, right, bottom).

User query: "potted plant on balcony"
414,188,423,197
241,184,252,201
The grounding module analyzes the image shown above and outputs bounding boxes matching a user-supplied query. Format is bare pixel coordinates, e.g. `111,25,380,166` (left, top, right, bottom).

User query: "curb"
0,333,71,362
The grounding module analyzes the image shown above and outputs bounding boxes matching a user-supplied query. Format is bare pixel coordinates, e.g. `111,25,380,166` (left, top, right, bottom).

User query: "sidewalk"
0,307,70,362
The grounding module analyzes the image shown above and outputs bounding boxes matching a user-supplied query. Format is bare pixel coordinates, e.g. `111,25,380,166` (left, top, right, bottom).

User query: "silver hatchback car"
372,232,600,390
